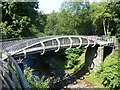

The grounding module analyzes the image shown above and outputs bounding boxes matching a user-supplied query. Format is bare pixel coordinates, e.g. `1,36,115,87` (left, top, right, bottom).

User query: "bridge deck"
1,35,114,60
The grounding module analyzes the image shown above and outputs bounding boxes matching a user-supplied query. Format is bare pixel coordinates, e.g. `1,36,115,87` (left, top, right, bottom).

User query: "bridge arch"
1,35,100,59
2,35,114,60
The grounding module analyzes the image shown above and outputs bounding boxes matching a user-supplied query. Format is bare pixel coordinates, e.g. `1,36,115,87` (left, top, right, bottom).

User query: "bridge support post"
0,60,2,90
93,46,104,71
85,45,104,71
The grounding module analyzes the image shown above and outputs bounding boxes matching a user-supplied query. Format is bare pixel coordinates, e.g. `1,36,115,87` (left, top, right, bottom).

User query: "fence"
0,50,29,90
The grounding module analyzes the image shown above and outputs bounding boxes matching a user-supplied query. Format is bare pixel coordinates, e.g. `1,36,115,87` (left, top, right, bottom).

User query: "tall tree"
45,11,59,35
108,1,120,38
1,2,45,39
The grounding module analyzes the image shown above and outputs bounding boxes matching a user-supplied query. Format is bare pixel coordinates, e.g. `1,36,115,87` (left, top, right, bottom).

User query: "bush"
24,67,50,89
65,48,84,69
98,51,120,88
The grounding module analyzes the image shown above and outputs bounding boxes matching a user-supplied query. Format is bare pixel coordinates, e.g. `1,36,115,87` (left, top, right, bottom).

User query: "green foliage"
55,48,85,74
65,48,84,69
24,67,50,89
85,71,105,88
1,2,46,39
45,11,77,35
98,51,120,88
0,21,19,39
1,1,120,38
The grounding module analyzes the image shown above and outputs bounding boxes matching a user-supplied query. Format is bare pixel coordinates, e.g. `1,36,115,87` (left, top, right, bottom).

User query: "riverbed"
23,50,94,88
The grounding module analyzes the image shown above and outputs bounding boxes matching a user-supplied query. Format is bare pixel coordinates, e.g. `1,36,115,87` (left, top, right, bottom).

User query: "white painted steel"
92,42,96,47
40,42,45,55
66,37,73,50
2,35,114,60
55,38,60,52
23,49,26,58
76,37,82,48
85,38,90,48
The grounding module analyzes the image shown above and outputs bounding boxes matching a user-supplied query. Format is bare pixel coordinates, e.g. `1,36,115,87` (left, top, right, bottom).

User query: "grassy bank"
85,50,119,88
55,49,86,74
85,71,105,88
55,47,119,88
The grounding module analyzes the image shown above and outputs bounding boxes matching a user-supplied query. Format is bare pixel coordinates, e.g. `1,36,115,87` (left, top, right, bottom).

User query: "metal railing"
1,35,115,60
0,50,30,90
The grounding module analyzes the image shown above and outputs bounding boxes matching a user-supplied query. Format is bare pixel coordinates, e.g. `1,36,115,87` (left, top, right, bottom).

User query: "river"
23,50,94,88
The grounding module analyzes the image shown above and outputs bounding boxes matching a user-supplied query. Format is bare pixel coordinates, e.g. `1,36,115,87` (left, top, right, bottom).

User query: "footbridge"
0,35,115,90
1,35,114,60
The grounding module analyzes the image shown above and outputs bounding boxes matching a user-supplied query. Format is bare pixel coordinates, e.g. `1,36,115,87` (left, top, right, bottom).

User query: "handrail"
0,50,30,90
40,41,45,55
76,37,82,48
2,35,114,60
55,38,61,52
3,36,97,56
66,37,73,50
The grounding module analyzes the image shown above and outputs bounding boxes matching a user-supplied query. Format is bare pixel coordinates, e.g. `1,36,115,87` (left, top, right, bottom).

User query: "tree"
56,10,77,35
1,2,46,39
60,1,94,35
44,11,59,35
89,1,120,36
45,10,77,35
108,2,120,39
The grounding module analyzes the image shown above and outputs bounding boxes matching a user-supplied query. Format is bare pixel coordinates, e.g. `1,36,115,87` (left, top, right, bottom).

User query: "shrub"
24,67,50,89
65,48,84,69
99,51,120,88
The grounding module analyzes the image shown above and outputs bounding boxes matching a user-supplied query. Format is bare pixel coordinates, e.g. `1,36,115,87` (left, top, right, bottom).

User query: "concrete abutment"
85,45,113,71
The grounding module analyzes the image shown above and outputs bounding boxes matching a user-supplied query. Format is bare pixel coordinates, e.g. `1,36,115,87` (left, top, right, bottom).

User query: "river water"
23,51,57,78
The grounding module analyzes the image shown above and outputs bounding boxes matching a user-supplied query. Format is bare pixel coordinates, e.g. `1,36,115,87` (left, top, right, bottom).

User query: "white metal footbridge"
1,35,114,60
0,35,115,90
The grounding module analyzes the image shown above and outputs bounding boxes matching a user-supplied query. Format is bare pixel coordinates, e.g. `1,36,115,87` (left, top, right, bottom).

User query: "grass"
65,50,86,74
55,49,86,74
85,71,105,88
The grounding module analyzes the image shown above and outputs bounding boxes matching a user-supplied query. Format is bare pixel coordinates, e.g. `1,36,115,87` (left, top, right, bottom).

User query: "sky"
38,0,100,14
38,0,65,14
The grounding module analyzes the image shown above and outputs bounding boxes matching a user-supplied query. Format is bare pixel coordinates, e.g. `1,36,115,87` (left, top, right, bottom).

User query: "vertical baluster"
0,60,2,89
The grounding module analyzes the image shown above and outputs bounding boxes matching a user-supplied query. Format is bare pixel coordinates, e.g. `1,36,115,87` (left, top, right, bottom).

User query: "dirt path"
66,77,95,88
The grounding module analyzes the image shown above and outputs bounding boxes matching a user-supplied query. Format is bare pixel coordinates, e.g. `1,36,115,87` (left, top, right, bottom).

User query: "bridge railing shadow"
50,46,99,89
50,45,114,89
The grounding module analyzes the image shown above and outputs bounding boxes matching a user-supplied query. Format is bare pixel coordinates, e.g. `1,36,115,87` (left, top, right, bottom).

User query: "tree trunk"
103,20,106,36
107,20,110,36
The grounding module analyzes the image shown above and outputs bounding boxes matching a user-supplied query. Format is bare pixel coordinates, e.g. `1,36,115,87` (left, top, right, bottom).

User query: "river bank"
23,50,102,89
